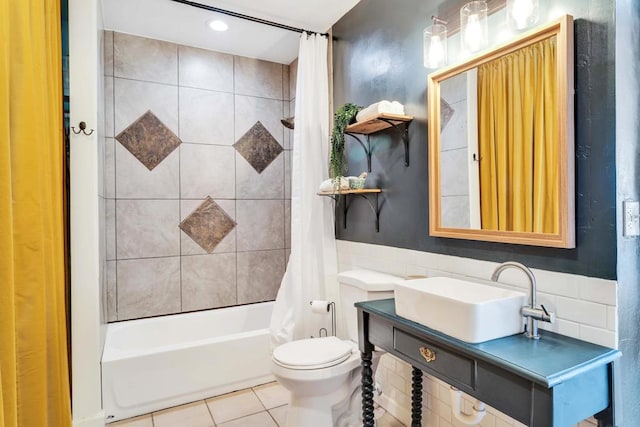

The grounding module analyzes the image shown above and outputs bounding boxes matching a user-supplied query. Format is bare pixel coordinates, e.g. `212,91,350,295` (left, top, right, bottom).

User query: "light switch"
623,200,640,237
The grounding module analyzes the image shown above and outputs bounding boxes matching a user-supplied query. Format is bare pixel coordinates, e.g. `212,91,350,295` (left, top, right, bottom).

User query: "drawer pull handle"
419,347,436,363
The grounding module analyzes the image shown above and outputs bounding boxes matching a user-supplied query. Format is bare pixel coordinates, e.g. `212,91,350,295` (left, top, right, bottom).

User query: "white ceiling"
102,0,360,64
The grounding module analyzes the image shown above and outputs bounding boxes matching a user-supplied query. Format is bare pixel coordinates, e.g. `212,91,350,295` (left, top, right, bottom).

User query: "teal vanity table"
356,299,620,427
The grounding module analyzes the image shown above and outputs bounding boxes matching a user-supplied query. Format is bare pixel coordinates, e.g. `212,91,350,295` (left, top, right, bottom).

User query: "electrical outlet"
623,200,640,237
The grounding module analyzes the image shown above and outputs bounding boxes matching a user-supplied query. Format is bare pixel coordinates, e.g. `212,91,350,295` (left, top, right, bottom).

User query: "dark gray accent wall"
332,0,617,280
615,0,640,424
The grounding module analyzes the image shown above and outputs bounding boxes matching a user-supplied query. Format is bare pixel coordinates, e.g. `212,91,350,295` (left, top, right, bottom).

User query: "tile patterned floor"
108,381,405,426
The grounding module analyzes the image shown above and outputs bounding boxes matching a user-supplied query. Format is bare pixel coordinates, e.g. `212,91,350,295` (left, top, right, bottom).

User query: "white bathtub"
102,302,275,422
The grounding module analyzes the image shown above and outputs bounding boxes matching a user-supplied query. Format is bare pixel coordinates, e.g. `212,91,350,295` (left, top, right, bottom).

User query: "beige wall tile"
440,103,468,152
115,142,179,199
234,95,284,147
116,200,180,259
179,87,234,145
288,99,296,149
106,261,117,322
236,200,284,251
284,150,291,199
285,200,291,249
106,198,115,260
289,58,298,101
105,138,115,198
234,56,283,100
282,101,292,150
235,152,284,200
105,76,114,137
179,45,233,92
441,196,470,228
114,78,178,135
114,33,177,84
117,257,180,320
181,253,236,311
236,250,285,304
282,65,290,101
440,148,469,196
104,30,114,77
180,144,235,199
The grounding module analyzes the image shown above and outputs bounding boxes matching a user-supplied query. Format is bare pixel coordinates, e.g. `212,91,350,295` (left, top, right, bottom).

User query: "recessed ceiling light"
208,19,228,32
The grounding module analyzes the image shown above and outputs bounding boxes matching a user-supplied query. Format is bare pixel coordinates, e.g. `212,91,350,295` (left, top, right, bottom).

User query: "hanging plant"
330,103,362,178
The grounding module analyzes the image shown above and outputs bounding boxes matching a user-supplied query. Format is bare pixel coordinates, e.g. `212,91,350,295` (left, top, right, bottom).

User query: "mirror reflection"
440,36,558,233
428,15,574,248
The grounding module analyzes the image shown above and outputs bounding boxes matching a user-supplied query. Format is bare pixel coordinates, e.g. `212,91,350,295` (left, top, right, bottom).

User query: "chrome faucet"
491,261,554,340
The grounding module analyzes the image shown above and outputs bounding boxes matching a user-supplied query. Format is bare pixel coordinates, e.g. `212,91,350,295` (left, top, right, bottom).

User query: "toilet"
271,269,402,427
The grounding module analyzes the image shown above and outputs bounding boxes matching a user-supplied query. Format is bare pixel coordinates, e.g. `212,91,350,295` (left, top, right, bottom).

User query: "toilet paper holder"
310,300,336,338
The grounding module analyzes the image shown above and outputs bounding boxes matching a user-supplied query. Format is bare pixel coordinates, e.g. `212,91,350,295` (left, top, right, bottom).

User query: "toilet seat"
273,336,354,370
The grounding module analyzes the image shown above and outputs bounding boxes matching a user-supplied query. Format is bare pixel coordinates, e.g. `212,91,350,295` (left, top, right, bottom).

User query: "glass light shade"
460,1,488,54
424,23,448,68
507,0,539,30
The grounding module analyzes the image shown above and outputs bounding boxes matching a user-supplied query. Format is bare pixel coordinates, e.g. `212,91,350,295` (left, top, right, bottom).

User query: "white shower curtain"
270,33,338,346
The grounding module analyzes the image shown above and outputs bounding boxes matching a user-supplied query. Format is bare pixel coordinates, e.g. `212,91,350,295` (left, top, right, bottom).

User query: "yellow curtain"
0,0,72,425
477,37,558,233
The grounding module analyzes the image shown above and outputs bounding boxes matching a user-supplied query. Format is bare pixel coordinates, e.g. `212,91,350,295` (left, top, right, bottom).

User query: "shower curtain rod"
168,0,329,37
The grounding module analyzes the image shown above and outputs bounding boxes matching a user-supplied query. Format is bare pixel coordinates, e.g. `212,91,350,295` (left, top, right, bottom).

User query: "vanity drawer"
394,329,476,389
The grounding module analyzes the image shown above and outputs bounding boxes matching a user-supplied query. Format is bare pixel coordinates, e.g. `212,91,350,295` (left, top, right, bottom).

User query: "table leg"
411,367,423,426
361,351,375,426
595,362,615,427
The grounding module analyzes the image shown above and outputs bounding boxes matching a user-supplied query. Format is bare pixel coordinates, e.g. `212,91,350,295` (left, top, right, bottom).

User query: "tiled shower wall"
440,72,471,229
103,31,293,321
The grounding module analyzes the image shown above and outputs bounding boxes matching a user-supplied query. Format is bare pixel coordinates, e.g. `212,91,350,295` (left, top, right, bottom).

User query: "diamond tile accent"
440,98,455,132
233,121,283,174
116,110,181,170
179,197,236,253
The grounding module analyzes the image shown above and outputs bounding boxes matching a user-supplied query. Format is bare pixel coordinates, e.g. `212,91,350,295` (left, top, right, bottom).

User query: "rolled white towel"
319,179,334,192
319,177,350,192
356,100,405,122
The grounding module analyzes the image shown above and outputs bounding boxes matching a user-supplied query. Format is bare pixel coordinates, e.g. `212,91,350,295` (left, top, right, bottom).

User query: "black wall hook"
71,121,94,136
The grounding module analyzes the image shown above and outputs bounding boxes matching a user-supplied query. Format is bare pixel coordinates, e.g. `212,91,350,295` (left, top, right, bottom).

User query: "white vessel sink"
394,277,527,343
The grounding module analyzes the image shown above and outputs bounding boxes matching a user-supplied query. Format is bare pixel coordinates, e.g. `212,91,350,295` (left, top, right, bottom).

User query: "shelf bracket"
343,192,380,232
345,132,372,172
378,118,410,166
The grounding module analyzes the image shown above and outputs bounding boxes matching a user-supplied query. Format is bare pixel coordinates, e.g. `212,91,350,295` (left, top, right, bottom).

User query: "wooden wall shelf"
317,189,382,196
344,113,414,171
345,113,413,134
318,188,382,232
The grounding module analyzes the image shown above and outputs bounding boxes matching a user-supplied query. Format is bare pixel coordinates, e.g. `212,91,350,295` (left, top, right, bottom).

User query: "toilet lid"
273,336,354,370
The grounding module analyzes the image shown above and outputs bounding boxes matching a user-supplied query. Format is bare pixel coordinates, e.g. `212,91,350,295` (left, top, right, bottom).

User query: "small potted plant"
330,103,362,180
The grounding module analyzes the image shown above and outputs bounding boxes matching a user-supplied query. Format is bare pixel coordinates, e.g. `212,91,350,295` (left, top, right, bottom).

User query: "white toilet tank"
338,269,404,343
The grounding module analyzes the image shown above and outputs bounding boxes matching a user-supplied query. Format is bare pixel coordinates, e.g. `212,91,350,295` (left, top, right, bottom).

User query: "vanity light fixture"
507,0,539,30
423,16,448,69
460,1,488,54
208,19,228,32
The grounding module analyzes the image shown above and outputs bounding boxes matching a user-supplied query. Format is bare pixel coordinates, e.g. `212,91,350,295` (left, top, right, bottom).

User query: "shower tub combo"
102,302,275,422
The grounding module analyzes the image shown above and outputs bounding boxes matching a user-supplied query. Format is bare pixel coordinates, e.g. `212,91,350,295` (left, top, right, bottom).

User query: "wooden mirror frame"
427,15,575,248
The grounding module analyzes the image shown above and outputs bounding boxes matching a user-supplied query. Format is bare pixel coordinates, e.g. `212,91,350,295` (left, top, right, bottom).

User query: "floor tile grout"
107,382,403,427
203,398,216,426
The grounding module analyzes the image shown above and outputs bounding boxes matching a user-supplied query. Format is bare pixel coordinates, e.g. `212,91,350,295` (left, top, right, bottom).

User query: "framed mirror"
428,15,574,248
